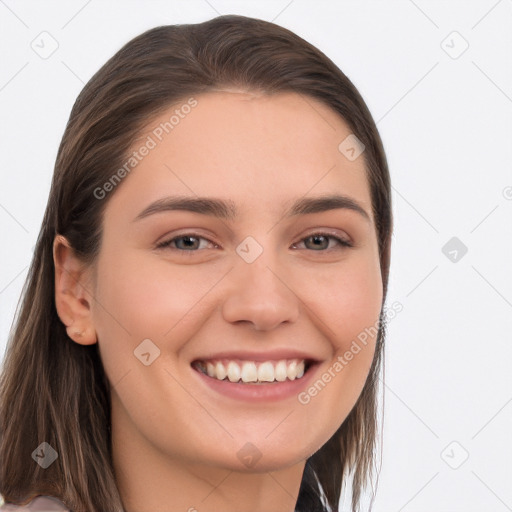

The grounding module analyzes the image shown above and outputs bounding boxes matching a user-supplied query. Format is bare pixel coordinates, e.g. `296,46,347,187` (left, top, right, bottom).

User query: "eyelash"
155,231,353,254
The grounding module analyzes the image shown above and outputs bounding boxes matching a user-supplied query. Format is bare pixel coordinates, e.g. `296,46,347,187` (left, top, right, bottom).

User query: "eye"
155,233,217,253
291,232,353,251
155,231,352,254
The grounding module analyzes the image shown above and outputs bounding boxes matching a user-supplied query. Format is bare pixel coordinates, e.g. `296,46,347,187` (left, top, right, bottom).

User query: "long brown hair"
0,15,392,512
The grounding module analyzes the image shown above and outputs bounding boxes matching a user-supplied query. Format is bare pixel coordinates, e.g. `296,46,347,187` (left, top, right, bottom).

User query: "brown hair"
0,14,392,512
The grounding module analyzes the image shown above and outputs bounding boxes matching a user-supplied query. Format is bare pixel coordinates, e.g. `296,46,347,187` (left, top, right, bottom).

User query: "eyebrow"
133,194,371,223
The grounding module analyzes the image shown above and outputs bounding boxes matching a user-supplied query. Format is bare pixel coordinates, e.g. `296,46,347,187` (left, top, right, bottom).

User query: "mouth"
191,357,315,385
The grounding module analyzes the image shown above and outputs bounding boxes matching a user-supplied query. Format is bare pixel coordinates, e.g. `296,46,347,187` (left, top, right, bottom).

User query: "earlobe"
53,234,97,346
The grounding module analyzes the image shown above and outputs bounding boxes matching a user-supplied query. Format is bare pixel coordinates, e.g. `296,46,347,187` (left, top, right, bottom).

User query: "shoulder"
0,495,70,511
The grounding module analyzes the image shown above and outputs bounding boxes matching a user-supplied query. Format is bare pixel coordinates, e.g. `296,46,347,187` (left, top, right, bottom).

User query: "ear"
53,234,97,345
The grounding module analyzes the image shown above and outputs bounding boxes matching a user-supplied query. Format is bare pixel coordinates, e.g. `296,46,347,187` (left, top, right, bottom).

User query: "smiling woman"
0,14,392,512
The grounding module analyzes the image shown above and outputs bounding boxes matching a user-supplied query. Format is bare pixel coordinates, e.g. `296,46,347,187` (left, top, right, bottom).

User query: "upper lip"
192,349,322,363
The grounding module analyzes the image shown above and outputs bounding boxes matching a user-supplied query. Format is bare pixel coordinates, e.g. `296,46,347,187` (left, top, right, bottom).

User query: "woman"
0,14,392,512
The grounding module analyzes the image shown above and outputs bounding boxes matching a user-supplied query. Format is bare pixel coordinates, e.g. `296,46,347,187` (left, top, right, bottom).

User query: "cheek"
295,256,382,431
310,253,381,381
93,252,213,340
308,252,383,349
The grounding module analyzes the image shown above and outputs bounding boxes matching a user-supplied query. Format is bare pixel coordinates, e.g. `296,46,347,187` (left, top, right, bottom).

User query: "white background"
1,1,511,511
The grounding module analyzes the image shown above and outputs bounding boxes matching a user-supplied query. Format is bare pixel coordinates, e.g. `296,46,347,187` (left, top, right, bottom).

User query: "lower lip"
191,363,320,403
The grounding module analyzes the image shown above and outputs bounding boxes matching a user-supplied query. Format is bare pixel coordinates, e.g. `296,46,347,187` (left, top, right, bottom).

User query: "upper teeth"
195,359,306,383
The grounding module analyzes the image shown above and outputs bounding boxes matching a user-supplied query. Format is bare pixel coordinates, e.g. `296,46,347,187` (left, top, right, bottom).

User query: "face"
86,90,383,472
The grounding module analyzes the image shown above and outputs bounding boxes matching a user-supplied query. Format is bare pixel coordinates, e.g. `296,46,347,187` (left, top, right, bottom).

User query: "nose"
221,250,300,331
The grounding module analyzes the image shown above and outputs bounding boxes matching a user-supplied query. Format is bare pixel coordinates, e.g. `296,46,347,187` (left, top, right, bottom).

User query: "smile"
192,358,309,384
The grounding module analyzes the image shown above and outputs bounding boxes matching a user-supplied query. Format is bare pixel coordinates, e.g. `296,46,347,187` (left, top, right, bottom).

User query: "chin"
232,454,307,474
212,440,317,474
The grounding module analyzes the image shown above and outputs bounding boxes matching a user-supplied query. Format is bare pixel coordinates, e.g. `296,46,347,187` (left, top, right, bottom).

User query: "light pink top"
0,496,70,511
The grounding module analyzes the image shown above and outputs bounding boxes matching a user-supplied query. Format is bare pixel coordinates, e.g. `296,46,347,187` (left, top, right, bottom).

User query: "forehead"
105,90,372,224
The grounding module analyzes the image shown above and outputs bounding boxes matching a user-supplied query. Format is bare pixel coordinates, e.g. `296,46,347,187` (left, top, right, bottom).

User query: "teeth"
258,361,275,382
227,361,241,383
206,361,215,377
287,360,297,380
215,361,226,380
296,360,305,378
195,358,308,383
275,361,288,382
240,362,258,382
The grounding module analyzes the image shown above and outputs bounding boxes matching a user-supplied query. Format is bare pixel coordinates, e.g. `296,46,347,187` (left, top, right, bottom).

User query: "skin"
53,90,383,512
